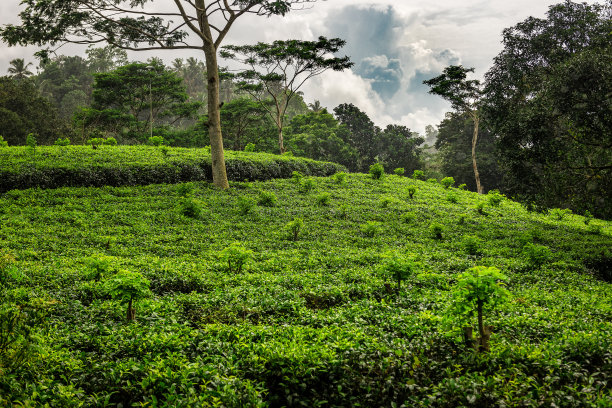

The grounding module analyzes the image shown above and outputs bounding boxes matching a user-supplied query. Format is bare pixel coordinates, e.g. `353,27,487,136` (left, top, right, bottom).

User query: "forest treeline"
0,1,610,218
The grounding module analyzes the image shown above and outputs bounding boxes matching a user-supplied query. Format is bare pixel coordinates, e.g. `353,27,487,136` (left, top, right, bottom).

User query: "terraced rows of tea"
1,168,611,406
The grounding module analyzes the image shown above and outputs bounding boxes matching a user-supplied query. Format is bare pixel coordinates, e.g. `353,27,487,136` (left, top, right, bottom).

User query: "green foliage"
458,184,467,190
315,192,331,207
103,270,151,321
0,146,345,193
462,235,481,256
380,254,420,294
85,256,113,281
440,177,455,189
412,170,426,180
394,168,405,176
148,136,165,146
401,212,416,224
369,163,385,180
291,171,304,184
298,178,316,194
105,137,117,146
361,221,380,237
332,172,347,184
380,196,394,208
407,185,417,199
284,217,304,241
25,133,37,149
447,193,458,204
549,208,572,221
257,190,277,207
430,223,443,239
54,137,71,146
237,196,257,215
475,202,486,215
180,198,204,219
0,136,7,148
244,143,256,152
487,190,504,207
176,182,195,197
583,210,593,225
219,243,253,274
427,178,438,184
522,243,552,267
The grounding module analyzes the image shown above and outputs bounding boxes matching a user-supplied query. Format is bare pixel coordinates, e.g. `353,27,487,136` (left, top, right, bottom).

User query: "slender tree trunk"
471,112,484,194
278,125,285,154
477,300,484,340
203,45,229,189
127,296,135,321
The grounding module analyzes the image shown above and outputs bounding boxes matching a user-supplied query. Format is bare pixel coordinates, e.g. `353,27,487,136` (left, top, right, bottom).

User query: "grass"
0,171,611,406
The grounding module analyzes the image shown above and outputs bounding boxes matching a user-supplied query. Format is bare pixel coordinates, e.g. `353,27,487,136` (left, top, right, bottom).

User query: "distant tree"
7,58,33,80
308,100,325,113
1,0,320,189
333,103,380,172
376,125,424,174
483,0,611,218
0,76,67,145
222,37,353,154
424,65,485,193
215,97,274,151
286,111,358,168
85,45,128,73
75,61,201,143
435,112,502,192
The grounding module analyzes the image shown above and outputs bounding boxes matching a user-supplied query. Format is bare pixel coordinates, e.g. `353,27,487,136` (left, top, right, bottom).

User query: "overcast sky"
0,0,601,133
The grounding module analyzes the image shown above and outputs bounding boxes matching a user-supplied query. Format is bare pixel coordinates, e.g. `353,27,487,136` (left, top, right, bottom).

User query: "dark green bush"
440,177,455,189
412,170,425,180
369,163,385,180
257,190,277,207
394,168,405,176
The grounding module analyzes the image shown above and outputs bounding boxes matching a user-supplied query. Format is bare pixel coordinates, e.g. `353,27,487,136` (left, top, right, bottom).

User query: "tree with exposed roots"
1,0,317,188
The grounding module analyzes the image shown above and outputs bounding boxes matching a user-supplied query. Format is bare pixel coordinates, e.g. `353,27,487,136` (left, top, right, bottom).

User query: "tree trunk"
203,44,229,189
126,296,135,321
471,113,484,194
278,125,285,154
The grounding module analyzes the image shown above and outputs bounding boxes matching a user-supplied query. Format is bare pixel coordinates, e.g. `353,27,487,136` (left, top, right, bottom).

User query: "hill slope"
0,173,610,406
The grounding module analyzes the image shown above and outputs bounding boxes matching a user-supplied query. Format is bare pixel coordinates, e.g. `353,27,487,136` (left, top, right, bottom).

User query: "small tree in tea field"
285,218,304,241
103,271,151,322
380,255,420,298
220,243,253,274
448,266,510,352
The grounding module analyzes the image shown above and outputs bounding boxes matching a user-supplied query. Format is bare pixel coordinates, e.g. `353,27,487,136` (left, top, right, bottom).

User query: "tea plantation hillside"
0,167,611,406
0,145,345,192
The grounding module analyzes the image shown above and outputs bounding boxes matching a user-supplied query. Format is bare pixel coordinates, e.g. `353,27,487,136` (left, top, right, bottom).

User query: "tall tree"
333,103,379,172
1,0,317,189
7,58,33,80
222,37,353,154
424,66,485,193
483,0,611,217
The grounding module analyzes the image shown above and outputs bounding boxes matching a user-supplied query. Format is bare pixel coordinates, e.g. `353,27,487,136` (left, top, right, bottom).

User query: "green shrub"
54,137,70,146
380,255,420,296
407,185,417,199
332,172,347,184
430,223,443,240
369,163,385,180
447,266,510,352
148,136,165,146
522,243,552,267
298,178,316,193
412,170,425,180
237,196,257,215
0,251,17,288
103,270,151,321
380,196,393,208
394,168,405,176
244,143,256,152
291,171,304,184
427,178,438,184
88,137,105,148
284,218,304,241
588,224,603,235
257,190,278,207
487,190,504,207
447,193,458,203
85,256,113,281
176,182,195,197
219,243,253,274
104,137,117,146
180,198,203,219
440,176,455,189
316,192,331,206
549,208,572,220
583,210,593,225
160,145,169,156
462,235,482,256
0,136,7,147
458,183,467,190
401,212,416,223
475,202,486,215
360,221,380,237
26,133,37,149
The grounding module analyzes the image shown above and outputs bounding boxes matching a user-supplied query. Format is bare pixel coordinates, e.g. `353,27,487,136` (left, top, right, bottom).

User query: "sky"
0,0,601,134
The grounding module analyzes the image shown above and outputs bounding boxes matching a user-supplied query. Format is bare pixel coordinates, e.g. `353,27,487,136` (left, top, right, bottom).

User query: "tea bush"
412,169,425,180
332,171,347,184
219,243,253,274
257,190,278,207
369,163,385,180
430,223,443,239
361,221,380,237
440,177,455,189
394,168,405,176
407,185,417,199
237,196,257,215
284,217,304,241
